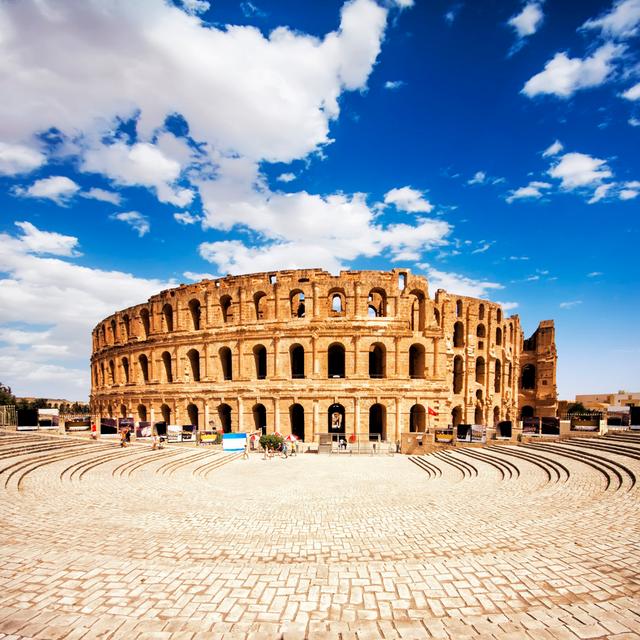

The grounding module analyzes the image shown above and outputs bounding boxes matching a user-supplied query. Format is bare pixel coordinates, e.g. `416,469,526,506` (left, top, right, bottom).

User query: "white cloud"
587,183,613,204
582,0,640,39
0,142,45,176
495,301,519,312
183,271,216,281
444,3,462,24
559,300,582,309
522,43,624,98
13,221,80,257
80,187,122,205
0,222,173,398
471,241,495,254
509,2,544,38
111,211,150,237
620,187,639,200
506,181,552,203
548,152,612,189
417,265,504,298
467,171,486,185
15,175,80,205
622,82,640,100
0,328,51,346
384,186,434,212
174,211,202,225
587,271,603,277
384,80,405,90
629,117,640,126
542,140,563,157
393,0,414,7
508,256,529,261
182,0,210,15
277,172,296,183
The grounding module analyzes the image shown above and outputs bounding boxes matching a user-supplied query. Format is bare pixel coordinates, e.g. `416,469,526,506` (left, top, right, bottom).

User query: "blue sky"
0,0,638,400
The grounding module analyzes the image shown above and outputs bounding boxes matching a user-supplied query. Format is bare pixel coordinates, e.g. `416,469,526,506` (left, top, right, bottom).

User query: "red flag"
428,407,438,416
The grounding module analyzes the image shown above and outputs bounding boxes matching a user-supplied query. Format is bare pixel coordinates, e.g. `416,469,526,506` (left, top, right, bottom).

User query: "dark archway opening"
410,404,426,432
218,403,232,433
290,403,305,440
328,343,345,378
328,403,345,434
368,343,386,378
369,403,386,441
253,345,267,379
290,344,305,378
252,403,267,434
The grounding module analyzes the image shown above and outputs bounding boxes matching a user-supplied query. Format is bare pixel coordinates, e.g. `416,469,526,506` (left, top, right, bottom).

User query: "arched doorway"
520,405,534,419
328,343,345,378
252,403,267,434
160,403,171,424
521,364,536,389
451,405,463,428
474,405,483,425
369,403,386,441
409,404,426,432
137,404,147,422
290,404,305,441
253,345,267,379
218,403,232,433
328,403,345,435
187,403,199,428
368,343,386,378
290,344,305,378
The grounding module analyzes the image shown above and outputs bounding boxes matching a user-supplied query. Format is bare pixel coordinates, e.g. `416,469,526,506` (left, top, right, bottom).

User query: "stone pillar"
396,399,402,439
354,282,362,318
236,339,243,381
312,334,319,375
433,337,439,377
238,397,244,432
274,397,280,432
273,336,279,379
238,287,244,325
273,282,281,321
150,407,155,423
313,400,319,439
204,404,210,431
394,336,401,378
312,282,320,318
354,396,361,437
352,336,359,376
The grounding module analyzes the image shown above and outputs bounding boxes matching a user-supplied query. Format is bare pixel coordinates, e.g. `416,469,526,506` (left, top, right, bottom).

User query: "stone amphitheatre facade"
90,268,557,441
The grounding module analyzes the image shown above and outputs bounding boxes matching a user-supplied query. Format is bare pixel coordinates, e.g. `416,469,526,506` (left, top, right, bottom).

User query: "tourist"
120,428,127,447
151,422,159,450
242,441,249,460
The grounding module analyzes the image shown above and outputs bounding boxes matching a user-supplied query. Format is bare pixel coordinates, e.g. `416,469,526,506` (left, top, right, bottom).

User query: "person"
125,427,131,445
396,440,401,453
151,422,159,450
282,440,288,458
120,428,127,447
90,422,97,440
242,441,249,460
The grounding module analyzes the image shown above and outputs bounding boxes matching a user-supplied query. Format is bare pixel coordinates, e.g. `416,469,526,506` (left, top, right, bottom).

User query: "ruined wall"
90,268,557,440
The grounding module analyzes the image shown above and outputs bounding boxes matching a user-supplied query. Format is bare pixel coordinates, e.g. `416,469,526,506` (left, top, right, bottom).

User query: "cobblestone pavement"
0,432,639,639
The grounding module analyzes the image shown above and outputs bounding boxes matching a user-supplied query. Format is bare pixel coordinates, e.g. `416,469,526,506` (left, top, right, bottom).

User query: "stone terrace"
0,431,639,639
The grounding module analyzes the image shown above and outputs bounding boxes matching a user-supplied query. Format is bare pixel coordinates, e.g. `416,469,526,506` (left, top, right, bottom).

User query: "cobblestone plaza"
0,432,639,639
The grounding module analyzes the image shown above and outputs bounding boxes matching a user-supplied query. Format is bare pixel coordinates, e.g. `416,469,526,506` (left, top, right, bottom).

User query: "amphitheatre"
1,268,639,639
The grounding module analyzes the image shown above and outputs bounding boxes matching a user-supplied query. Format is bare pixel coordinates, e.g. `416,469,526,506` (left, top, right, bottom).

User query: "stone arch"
496,326,502,346
161,351,173,383
368,288,387,317
494,359,502,392
409,404,426,432
478,303,485,320
137,404,147,421
121,357,130,384
253,344,267,379
289,289,305,318
140,308,150,338
520,405,534,419
453,321,464,348
368,342,386,378
497,308,502,323
253,291,267,321
100,362,105,387
433,308,440,326
187,403,199,428
138,354,150,383
122,314,130,340
188,299,202,331
109,359,115,385
160,403,171,424
252,403,267,434
328,342,345,378
451,405,463,428
100,324,107,346
474,405,483,425
290,403,305,440
369,403,386,440
456,299,463,318
493,406,500,425
521,364,536,389
476,323,486,338
120,404,128,418
290,343,305,379
328,403,345,434
409,290,426,331
186,348,201,382
219,346,232,380
110,318,117,343
218,403,232,433
220,295,232,323
453,355,463,394
475,356,485,384
409,344,425,379
162,303,174,332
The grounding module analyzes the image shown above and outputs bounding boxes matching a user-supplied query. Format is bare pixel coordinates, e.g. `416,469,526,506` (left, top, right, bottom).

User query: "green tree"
0,383,15,406
259,433,284,451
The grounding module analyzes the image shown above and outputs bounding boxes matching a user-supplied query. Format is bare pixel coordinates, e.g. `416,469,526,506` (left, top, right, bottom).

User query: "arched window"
100,362,105,387
328,403,345,433
456,300,463,317
120,404,128,418
138,354,149,383
218,403,232,433
161,403,171,424
110,319,117,343
493,406,501,425
478,303,485,320
162,351,173,383
330,290,345,316
451,406,463,428
369,404,386,440
109,359,115,385
496,327,502,345
328,343,345,378
290,290,305,318
188,299,201,331
476,324,486,338
368,288,387,317
187,403,199,428
290,403,305,440
253,345,267,379
140,308,150,338
453,321,464,348
509,323,514,344
219,347,232,380
494,359,501,392
122,314,130,340
433,308,440,326
254,292,267,320
521,364,536,389
100,324,106,346
187,349,200,382
507,361,513,387
409,291,425,331
409,404,426,432
162,303,174,332
252,403,267,434
520,405,534,419
369,342,386,378
409,344,425,379
220,295,232,323
137,404,147,422
453,355,463,393
474,406,483,425
290,344,305,378
475,356,485,384
497,309,502,323
122,357,129,384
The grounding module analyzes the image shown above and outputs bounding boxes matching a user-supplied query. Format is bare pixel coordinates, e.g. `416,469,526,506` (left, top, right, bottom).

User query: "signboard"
435,428,454,443
100,417,117,435
136,422,151,438
541,417,560,435
167,424,182,443
65,418,90,432
200,431,218,444
570,417,599,432
181,425,196,442
222,432,247,451
522,417,540,434
38,408,59,428
456,424,472,442
471,424,486,443
118,417,134,431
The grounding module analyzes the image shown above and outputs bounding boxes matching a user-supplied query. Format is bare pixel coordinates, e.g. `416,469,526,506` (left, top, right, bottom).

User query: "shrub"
259,433,284,450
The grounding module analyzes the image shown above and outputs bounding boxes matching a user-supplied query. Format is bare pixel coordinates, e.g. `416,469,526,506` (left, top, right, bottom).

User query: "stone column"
237,286,244,325
352,336,359,376
354,282,362,318
433,337,439,377
313,400,319,439
312,334,319,375
238,396,244,432
394,336,401,378
273,282,281,321
274,397,280,432
236,339,243,381
354,396,361,438
312,282,320,318
395,400,402,441
273,336,279,379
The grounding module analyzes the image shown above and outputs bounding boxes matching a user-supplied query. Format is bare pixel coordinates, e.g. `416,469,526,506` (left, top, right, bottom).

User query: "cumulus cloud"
522,43,624,98
506,181,552,203
587,183,613,204
383,186,434,212
15,175,80,205
548,152,612,189
508,2,544,39
467,171,486,185
582,0,640,39
542,140,563,157
183,271,216,281
277,172,296,183
384,80,405,90
0,222,173,397
619,180,640,199
80,187,122,205
417,265,504,298
182,0,210,15
0,142,45,176
622,82,640,100
111,211,150,237
174,211,202,225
